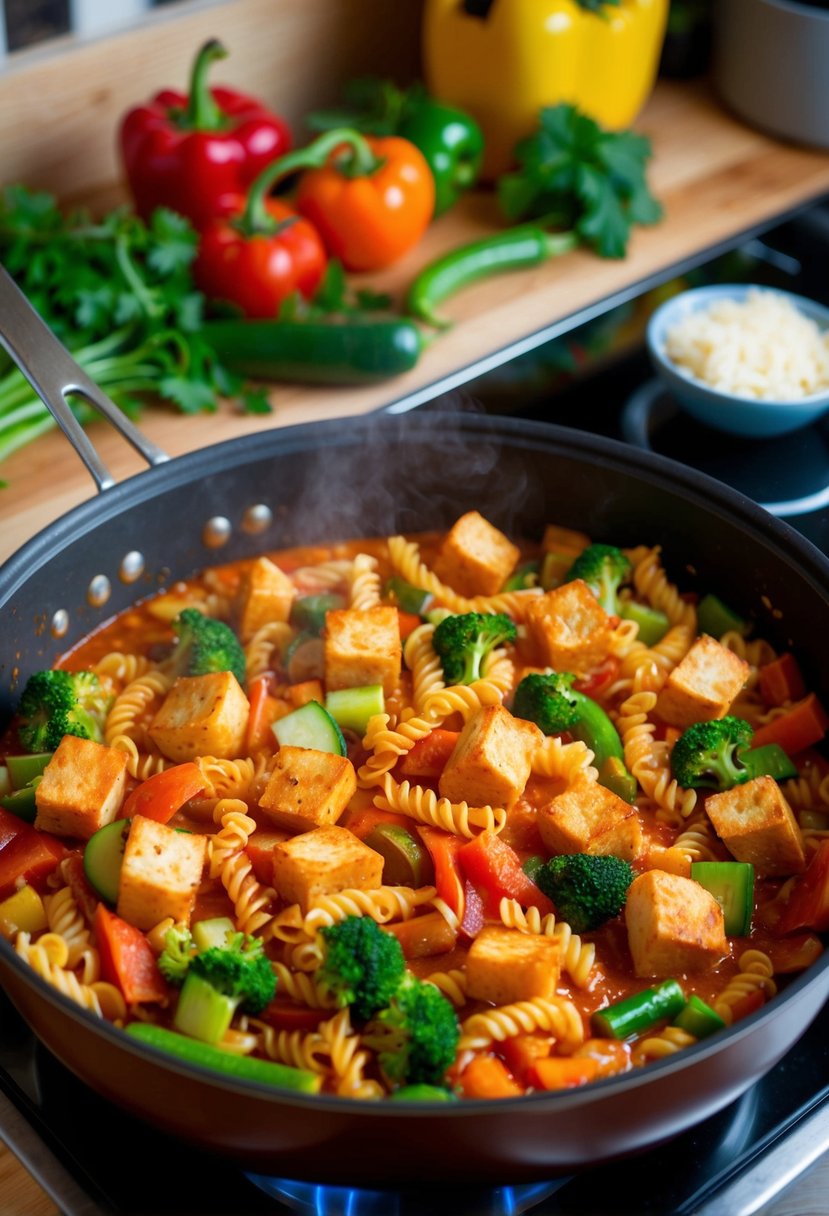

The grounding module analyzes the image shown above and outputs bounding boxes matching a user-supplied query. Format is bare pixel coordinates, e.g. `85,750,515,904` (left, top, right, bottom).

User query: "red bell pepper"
776,839,829,934
751,693,829,756
120,762,205,824
94,903,169,1005
119,39,292,228
194,188,328,319
458,831,554,917
0,810,67,900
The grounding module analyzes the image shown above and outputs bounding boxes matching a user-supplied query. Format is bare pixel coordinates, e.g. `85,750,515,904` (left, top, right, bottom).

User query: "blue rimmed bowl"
646,283,829,438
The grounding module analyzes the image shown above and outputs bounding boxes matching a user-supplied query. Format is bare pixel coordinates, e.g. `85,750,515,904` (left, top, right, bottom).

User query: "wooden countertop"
3,77,829,568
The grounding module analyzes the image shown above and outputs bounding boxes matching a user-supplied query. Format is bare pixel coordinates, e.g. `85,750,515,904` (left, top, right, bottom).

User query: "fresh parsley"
497,103,663,259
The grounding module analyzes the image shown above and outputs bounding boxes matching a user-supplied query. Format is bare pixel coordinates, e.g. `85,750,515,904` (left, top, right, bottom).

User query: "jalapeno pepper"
308,78,483,217
119,39,292,227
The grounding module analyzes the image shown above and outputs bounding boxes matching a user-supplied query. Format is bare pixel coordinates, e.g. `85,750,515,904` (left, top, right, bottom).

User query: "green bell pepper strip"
690,861,754,936
697,593,747,639
740,743,797,783
592,979,686,1039
406,225,579,328
567,689,637,803
672,994,726,1040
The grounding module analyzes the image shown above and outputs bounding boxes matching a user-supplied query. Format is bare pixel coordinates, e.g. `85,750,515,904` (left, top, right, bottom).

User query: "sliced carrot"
120,762,205,825
751,693,829,756
758,652,807,708
94,903,168,1004
527,1056,599,1091
458,830,554,917
288,679,325,709
245,829,290,886
397,610,423,641
399,729,460,779
385,911,457,959
460,1055,524,1099
500,1034,552,1081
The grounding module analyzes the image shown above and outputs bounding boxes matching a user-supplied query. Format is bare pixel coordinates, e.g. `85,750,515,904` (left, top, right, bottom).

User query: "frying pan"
1,266,828,1186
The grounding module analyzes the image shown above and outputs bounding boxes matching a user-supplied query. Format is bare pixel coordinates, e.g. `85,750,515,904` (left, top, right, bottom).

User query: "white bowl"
646,284,829,438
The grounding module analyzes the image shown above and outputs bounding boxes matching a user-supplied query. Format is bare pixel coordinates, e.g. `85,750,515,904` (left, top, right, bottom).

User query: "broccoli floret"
167,608,246,686
158,924,196,986
565,544,632,615
534,854,634,933
364,976,461,1087
189,932,276,1015
432,612,518,686
17,669,112,753
317,915,406,1022
670,716,754,791
512,671,581,736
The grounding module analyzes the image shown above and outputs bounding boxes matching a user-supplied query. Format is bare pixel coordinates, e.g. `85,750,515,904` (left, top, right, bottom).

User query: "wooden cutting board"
3,77,829,568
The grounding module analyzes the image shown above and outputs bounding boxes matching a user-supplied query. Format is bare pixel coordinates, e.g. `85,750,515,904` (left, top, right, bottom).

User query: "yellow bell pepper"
0,883,47,937
422,0,669,181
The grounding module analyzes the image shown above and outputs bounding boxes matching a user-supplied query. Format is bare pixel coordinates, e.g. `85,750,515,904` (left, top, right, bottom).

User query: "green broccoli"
17,669,113,753
167,608,246,686
158,924,196,986
364,976,461,1087
432,612,517,686
173,931,276,1044
512,672,636,803
670,716,754,791
565,543,632,615
534,854,634,933
317,915,406,1022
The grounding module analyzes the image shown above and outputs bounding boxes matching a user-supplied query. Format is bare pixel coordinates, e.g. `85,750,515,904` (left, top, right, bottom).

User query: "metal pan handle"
0,264,170,492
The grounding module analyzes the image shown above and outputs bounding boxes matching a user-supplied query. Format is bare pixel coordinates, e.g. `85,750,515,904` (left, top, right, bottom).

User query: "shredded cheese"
663,289,829,401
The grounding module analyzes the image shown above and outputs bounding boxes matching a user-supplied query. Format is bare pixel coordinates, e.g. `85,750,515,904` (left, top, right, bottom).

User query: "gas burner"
246,1176,566,1216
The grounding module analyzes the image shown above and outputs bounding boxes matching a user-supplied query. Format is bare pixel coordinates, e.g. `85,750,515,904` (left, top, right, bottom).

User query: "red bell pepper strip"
776,839,829,934
0,813,67,900
458,830,554,917
399,729,460,779
94,903,169,1004
119,39,292,227
758,652,807,708
241,128,435,273
417,826,465,920
120,762,205,825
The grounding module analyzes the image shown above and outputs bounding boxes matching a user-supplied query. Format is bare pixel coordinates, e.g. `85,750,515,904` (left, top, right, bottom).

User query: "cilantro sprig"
0,185,268,466
498,103,663,259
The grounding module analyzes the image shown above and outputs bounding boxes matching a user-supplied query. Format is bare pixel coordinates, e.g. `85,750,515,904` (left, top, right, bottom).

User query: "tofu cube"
324,606,401,695
537,774,643,861
34,736,128,840
117,814,207,930
625,869,728,977
258,745,357,833
465,925,562,1004
525,580,614,674
705,775,806,876
148,672,250,762
236,556,296,643
656,635,749,729
438,705,542,810
432,511,520,598
271,824,384,912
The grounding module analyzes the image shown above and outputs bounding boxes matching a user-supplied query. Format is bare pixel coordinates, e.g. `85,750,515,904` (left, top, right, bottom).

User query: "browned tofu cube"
34,736,128,840
237,556,296,643
525,580,614,674
625,869,728,977
705,775,806,876
432,511,520,598
537,773,643,861
438,705,542,810
271,824,385,912
656,635,749,729
465,924,562,1004
117,814,207,930
148,672,250,762
258,745,357,833
324,606,401,695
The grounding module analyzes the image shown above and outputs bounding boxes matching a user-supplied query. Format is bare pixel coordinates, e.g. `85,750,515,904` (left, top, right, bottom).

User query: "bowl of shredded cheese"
646,284,829,437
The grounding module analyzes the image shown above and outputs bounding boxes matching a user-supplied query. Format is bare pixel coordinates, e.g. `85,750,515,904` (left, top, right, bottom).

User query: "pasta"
0,509,824,1106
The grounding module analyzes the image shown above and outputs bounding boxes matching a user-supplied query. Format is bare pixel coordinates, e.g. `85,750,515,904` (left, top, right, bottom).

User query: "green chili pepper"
199,315,424,385
406,225,579,328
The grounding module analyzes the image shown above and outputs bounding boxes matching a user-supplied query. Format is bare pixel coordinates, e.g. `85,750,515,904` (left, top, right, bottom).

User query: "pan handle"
0,265,170,492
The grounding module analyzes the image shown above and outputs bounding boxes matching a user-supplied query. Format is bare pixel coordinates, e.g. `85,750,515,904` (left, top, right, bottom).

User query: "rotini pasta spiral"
459,996,584,1052
376,773,507,837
